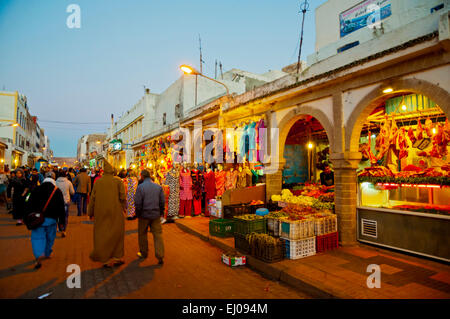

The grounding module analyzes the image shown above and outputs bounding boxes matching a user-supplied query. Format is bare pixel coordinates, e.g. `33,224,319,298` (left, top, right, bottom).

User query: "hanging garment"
179,169,193,200
125,177,138,218
179,199,192,217
191,169,203,215
257,119,266,162
239,124,249,160
237,169,247,188
162,184,170,219
215,170,226,197
203,170,216,216
225,169,238,190
248,121,257,162
164,169,180,218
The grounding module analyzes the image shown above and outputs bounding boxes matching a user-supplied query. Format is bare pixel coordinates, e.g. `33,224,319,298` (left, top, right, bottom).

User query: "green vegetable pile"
265,211,289,219
234,214,264,221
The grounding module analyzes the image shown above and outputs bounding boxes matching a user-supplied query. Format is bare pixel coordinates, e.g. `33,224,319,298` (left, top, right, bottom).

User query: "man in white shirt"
55,170,75,237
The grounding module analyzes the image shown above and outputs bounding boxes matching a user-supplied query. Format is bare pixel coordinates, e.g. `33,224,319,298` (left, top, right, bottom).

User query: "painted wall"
309,0,447,66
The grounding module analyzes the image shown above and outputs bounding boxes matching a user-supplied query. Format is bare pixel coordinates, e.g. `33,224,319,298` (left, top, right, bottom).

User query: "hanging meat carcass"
424,117,434,138
407,127,416,144
417,120,424,140
396,127,408,160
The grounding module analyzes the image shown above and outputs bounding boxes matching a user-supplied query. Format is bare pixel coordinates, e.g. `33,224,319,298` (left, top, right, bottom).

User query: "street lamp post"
180,65,230,96
0,122,19,128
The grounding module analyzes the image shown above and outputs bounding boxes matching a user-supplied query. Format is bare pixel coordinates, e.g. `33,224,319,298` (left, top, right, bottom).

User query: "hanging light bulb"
432,127,437,135
307,142,313,149
401,104,407,111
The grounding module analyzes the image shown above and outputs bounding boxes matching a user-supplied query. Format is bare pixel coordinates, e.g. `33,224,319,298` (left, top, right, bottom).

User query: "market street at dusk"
0,0,449,308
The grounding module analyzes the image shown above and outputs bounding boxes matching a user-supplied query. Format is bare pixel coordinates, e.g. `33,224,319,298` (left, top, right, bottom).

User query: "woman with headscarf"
88,161,127,268
6,168,30,225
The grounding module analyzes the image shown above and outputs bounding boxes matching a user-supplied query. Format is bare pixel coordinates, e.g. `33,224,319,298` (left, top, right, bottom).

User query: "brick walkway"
0,205,309,299
177,217,450,299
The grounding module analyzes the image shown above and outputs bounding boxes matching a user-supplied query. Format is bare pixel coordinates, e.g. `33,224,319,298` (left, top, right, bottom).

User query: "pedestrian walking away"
72,167,91,216
6,168,30,225
88,161,127,268
134,169,165,264
27,171,66,269
55,170,75,237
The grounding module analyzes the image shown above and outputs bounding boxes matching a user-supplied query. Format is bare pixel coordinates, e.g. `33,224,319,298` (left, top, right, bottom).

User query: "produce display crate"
285,236,316,260
316,231,339,253
266,217,287,237
314,214,337,236
223,204,251,219
234,233,251,254
233,217,266,235
209,219,235,238
251,237,285,263
248,203,266,215
222,254,246,267
280,218,315,240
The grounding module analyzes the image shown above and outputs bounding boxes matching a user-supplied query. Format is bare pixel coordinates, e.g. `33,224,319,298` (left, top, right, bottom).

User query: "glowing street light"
180,64,230,96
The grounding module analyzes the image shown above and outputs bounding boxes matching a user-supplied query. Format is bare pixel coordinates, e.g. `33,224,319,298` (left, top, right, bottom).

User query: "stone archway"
346,78,450,153
265,105,334,201
277,105,335,166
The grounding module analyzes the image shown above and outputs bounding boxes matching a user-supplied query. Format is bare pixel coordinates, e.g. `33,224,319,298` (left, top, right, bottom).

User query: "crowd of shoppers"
0,161,166,270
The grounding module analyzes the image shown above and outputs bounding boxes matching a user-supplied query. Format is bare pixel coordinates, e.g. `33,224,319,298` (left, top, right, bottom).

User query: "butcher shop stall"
357,93,450,262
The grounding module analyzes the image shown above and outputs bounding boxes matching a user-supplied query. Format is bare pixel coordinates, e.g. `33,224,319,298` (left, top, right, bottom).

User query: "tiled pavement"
176,217,450,299
0,205,309,299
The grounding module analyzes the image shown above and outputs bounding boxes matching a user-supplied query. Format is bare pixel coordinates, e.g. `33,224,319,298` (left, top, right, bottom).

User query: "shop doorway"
282,115,332,188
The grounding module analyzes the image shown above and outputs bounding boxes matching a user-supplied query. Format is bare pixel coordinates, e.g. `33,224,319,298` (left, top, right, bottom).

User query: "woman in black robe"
7,168,30,225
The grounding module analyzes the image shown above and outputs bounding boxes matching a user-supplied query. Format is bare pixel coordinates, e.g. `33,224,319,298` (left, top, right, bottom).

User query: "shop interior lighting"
307,142,313,149
160,160,165,164
401,104,407,111
383,87,394,93
432,127,437,135
377,182,443,189
12,123,19,127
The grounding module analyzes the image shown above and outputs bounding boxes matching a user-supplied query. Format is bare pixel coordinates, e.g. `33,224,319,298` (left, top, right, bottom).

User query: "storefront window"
357,94,450,216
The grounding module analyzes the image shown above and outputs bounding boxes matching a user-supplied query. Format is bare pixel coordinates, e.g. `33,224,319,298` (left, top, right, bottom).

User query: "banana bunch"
246,232,279,247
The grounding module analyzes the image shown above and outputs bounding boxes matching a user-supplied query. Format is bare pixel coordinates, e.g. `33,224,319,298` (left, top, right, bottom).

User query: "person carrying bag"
27,172,66,269
24,186,57,230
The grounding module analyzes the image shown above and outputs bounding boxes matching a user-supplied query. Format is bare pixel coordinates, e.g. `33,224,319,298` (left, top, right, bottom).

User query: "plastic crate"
316,231,339,253
233,217,266,235
314,214,337,236
266,217,287,237
251,237,285,263
209,219,235,238
223,204,251,219
285,237,316,259
280,218,315,240
234,233,251,254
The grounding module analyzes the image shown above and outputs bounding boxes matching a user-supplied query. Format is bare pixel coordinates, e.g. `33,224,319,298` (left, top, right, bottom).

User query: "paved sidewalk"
176,217,450,299
0,205,309,299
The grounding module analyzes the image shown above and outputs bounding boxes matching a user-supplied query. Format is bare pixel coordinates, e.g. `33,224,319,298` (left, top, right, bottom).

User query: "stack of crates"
314,214,338,252
280,218,316,259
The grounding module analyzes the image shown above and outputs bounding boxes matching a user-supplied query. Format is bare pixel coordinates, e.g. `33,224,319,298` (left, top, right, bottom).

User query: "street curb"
175,221,341,299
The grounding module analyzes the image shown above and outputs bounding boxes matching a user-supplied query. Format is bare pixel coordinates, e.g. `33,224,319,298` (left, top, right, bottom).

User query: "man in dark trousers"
134,169,165,264
73,168,91,216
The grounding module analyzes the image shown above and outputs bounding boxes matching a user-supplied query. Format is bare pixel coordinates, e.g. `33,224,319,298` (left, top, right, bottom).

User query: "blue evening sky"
0,0,327,157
